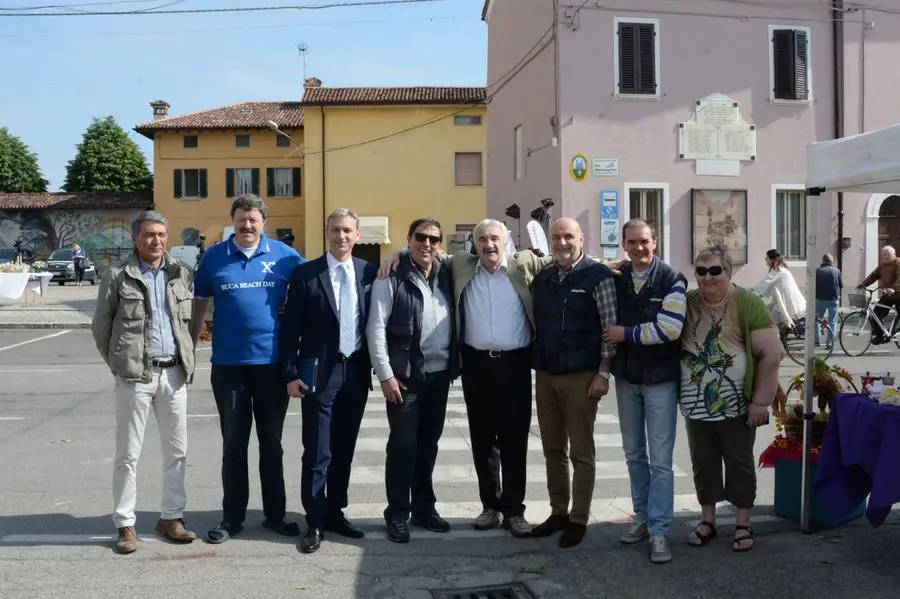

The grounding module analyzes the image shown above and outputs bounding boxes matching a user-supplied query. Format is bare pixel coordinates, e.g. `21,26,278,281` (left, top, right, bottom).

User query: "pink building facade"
483,0,900,289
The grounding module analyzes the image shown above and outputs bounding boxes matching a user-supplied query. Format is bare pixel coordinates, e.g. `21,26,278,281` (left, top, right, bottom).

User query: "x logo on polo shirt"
261,261,275,273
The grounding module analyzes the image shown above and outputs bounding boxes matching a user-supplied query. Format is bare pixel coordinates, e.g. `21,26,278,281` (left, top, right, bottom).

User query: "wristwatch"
597,371,611,380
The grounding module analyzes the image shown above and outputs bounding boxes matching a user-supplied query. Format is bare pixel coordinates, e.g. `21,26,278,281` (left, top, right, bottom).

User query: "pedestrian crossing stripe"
353,434,624,451
346,463,687,485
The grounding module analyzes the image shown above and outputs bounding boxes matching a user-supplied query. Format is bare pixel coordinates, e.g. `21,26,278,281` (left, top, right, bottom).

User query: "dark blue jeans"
300,354,370,529
384,370,451,522
211,364,290,525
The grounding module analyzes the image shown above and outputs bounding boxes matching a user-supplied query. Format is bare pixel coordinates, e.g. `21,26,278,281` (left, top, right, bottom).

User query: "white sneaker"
649,534,672,564
619,519,649,544
502,515,532,538
473,508,501,530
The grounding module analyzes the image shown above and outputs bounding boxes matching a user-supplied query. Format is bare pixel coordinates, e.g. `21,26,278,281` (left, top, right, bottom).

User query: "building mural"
0,208,139,269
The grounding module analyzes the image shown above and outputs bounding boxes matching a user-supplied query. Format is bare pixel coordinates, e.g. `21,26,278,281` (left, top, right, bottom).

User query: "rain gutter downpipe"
834,0,845,271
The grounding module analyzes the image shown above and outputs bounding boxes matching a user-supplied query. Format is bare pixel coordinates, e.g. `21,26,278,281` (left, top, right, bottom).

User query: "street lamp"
266,120,291,139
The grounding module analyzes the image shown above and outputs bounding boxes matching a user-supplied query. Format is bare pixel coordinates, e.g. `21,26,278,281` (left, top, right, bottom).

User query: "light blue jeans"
615,379,677,536
815,299,840,346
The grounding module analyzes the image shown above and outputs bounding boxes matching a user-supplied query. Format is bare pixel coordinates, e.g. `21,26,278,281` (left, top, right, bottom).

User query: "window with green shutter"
173,168,207,199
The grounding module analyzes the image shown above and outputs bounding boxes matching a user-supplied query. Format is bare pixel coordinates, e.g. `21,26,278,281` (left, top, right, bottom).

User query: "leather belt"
151,356,181,368
465,346,528,359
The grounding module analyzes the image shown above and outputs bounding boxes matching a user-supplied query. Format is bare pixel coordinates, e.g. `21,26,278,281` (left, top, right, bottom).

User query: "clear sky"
0,0,488,191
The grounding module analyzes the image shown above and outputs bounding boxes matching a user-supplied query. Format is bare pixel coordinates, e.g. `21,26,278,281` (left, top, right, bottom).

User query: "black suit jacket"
280,254,377,391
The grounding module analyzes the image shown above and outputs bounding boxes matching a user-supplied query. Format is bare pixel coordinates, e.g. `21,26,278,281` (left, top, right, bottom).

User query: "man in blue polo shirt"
190,194,304,544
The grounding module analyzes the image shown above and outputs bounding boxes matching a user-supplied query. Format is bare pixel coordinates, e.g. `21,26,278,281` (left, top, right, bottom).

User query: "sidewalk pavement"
0,283,95,328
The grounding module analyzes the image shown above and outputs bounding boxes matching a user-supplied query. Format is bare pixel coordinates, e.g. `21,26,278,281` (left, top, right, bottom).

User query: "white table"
0,272,29,299
25,272,54,303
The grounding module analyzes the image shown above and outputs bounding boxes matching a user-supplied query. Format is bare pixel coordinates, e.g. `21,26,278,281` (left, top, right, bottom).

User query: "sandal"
205,522,243,544
732,525,754,552
687,521,718,547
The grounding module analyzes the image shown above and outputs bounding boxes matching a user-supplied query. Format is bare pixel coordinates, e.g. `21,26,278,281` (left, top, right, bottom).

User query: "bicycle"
778,312,837,365
838,288,900,356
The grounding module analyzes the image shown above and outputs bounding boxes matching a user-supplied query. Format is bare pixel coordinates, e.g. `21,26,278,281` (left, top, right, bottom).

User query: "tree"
64,116,152,192
0,127,49,193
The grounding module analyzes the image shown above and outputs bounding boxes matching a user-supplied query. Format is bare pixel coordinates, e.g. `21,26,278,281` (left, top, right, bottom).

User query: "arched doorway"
879,195,900,250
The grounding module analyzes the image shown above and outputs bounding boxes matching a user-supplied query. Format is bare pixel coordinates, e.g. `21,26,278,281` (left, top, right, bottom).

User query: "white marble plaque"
678,93,757,174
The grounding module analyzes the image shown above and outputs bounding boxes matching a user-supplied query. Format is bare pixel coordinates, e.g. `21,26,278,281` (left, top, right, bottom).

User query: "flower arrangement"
31,260,48,271
0,263,29,274
772,358,856,446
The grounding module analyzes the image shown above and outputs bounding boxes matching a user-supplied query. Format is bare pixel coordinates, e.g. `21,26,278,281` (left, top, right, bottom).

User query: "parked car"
0,247,36,265
46,248,97,285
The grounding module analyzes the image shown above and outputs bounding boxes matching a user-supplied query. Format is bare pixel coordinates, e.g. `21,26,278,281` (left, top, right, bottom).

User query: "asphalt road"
0,329,898,599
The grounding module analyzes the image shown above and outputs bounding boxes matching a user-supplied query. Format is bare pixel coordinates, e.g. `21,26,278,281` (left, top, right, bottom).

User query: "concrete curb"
0,322,91,329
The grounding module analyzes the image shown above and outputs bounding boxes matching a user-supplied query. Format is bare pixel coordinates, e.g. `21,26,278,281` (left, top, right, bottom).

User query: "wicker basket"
848,292,868,309
783,419,828,446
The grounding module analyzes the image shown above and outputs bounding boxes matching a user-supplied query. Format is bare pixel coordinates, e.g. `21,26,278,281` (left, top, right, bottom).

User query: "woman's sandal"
732,525,754,552
687,521,718,547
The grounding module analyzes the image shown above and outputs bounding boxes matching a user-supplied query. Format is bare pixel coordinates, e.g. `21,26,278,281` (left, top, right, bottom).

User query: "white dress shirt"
463,255,532,351
326,252,362,351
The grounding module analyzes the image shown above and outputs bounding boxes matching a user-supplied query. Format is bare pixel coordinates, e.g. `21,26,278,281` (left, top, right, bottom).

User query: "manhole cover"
430,582,536,599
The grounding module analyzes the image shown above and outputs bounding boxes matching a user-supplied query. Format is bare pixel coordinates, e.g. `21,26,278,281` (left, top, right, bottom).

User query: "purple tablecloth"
814,393,900,527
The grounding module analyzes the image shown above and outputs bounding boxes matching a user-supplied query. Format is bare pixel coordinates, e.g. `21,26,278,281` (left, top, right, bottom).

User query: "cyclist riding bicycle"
752,249,806,331
858,245,900,345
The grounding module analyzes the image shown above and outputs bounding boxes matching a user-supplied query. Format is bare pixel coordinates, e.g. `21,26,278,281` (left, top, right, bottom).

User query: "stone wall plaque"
678,93,757,175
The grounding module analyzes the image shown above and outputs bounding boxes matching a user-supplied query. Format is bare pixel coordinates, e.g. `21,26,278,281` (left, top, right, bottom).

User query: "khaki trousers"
535,370,599,525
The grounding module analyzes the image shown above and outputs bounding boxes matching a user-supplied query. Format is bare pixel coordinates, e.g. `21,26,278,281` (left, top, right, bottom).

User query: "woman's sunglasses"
695,265,724,277
413,232,442,245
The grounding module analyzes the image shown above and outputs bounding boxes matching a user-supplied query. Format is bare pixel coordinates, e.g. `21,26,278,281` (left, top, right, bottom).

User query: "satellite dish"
526,220,549,255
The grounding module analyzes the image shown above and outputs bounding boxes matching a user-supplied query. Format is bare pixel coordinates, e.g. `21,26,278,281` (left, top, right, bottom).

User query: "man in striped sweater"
601,219,687,565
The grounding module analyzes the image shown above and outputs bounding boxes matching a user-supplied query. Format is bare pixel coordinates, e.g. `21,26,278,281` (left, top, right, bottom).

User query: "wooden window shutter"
173,169,183,198
773,29,809,100
252,168,261,196
199,169,208,198
291,168,302,196
637,23,656,94
225,169,235,198
266,168,275,197
454,152,483,186
618,23,637,94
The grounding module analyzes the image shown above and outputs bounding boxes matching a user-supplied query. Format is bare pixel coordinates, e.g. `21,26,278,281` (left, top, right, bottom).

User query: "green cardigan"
685,285,772,397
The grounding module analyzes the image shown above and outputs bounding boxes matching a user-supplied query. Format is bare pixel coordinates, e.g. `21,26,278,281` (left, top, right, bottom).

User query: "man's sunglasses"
413,232,442,245
695,265,724,277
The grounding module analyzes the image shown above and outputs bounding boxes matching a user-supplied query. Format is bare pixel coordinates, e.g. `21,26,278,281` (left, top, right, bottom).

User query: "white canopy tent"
801,123,900,530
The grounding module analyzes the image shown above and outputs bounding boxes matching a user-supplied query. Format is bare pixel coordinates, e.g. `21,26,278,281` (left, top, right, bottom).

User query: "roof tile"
0,191,153,210
134,102,304,138
301,86,487,106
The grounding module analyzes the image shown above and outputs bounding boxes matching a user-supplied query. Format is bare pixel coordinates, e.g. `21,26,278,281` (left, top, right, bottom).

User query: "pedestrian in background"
92,210,197,555
815,253,842,348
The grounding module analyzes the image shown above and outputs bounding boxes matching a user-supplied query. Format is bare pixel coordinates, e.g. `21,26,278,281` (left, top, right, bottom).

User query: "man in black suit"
280,208,378,554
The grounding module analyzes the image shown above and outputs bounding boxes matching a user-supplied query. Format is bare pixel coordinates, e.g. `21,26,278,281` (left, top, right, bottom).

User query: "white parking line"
0,417,25,421
0,330,70,353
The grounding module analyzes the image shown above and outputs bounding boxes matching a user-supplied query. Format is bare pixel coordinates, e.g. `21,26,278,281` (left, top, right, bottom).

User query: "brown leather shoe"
115,526,139,554
155,518,198,543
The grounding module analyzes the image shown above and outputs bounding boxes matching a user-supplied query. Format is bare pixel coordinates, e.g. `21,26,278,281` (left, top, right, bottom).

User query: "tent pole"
800,190,820,532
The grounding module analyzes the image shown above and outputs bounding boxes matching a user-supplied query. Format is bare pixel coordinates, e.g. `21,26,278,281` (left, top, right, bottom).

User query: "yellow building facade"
134,100,306,251
301,79,487,262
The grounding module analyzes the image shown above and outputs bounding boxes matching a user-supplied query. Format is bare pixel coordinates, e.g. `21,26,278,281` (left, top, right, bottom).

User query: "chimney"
150,100,170,120
304,77,322,89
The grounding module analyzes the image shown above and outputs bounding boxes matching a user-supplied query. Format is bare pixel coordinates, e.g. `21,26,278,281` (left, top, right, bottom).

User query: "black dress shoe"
411,511,451,533
324,515,365,539
530,514,569,538
263,519,301,537
300,528,323,553
558,522,586,548
385,519,410,543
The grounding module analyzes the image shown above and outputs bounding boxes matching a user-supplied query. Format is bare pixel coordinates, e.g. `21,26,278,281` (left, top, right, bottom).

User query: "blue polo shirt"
194,234,304,365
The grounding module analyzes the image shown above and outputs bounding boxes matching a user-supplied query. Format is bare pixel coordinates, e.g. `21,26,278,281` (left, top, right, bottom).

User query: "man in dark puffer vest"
366,218,459,544
602,219,687,565
530,217,618,549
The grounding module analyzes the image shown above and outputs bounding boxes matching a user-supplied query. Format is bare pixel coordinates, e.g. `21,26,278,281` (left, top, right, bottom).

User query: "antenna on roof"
298,43,308,82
